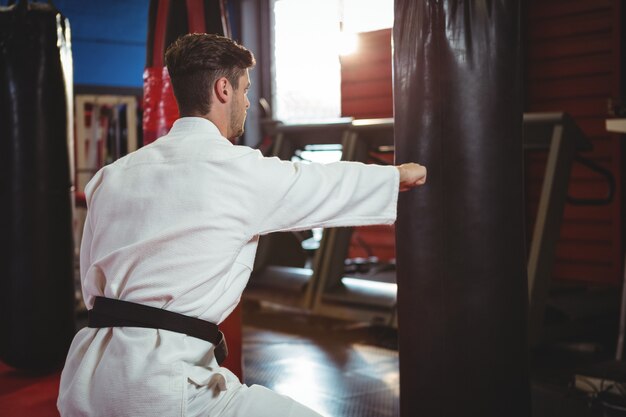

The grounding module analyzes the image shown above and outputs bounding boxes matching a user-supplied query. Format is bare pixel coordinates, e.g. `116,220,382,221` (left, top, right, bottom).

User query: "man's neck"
183,112,228,139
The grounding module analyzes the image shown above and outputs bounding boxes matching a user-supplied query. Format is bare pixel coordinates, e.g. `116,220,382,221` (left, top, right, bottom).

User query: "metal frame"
310,119,398,325
524,112,591,346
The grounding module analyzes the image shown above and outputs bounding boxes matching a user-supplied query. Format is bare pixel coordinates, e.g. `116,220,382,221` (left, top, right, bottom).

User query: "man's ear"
214,77,230,104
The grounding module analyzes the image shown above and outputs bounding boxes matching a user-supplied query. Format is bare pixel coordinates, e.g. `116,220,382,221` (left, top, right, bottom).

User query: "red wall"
341,29,393,119
341,29,395,261
525,0,622,285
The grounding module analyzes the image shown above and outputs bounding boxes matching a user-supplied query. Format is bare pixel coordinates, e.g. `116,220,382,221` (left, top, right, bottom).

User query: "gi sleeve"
251,154,400,235
79,211,93,283
78,169,106,308
79,173,100,281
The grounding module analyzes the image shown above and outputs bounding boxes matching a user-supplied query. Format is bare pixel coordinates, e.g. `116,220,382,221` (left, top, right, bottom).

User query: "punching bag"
143,0,231,145
394,1,530,416
143,0,244,380
0,0,75,370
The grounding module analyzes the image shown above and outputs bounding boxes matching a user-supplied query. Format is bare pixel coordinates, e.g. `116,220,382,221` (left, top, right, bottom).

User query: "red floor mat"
0,362,60,417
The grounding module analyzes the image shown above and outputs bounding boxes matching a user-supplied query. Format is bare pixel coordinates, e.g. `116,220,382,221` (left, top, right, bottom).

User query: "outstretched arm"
249,153,428,236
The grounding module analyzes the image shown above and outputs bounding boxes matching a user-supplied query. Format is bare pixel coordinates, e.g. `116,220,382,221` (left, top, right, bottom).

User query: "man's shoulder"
94,135,265,173
196,140,263,164
227,143,262,158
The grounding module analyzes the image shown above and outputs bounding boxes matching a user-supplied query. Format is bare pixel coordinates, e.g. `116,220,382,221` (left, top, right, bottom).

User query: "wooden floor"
242,301,400,417
242,299,624,417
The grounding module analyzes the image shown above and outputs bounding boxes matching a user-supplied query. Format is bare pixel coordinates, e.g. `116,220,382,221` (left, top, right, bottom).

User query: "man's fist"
397,163,427,191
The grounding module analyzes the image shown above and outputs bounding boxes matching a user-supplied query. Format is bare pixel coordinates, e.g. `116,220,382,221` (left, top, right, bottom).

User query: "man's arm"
249,154,426,236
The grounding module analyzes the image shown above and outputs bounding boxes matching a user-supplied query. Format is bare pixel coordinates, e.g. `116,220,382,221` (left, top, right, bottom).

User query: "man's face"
228,70,251,141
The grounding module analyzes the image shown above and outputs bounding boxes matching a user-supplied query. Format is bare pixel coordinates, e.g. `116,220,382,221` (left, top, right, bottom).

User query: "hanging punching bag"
143,0,231,145
0,0,75,371
394,1,530,416
143,0,244,380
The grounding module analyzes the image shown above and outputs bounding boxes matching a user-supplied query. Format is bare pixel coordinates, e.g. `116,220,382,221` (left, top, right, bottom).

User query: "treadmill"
245,118,354,310
309,118,400,325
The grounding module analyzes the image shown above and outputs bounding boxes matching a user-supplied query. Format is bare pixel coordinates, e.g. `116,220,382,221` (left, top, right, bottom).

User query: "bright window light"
273,0,342,123
341,0,394,34
296,150,343,164
338,31,359,56
272,0,394,123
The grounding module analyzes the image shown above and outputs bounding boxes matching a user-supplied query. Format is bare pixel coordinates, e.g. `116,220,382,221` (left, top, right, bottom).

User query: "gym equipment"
394,1,530,416
525,112,615,346
310,118,399,325
247,119,353,309
247,118,402,325
143,0,230,145
0,0,75,370
74,95,139,194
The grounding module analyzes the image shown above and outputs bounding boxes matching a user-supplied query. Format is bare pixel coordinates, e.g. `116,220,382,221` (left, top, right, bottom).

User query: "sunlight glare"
338,31,359,55
273,359,330,416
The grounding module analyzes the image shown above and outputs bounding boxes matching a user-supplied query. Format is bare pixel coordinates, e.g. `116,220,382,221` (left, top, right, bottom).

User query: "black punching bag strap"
88,297,228,365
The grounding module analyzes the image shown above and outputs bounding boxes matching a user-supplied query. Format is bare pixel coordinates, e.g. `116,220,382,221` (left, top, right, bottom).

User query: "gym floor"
241,299,621,417
242,300,400,417
0,296,619,416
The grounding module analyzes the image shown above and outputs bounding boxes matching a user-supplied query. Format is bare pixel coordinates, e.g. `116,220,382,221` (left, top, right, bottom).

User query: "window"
272,0,393,123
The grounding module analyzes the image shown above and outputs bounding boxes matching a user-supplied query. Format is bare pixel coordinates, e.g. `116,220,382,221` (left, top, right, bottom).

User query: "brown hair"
165,33,255,116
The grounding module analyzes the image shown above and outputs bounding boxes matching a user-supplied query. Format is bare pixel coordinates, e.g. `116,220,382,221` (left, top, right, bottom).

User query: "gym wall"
525,0,623,285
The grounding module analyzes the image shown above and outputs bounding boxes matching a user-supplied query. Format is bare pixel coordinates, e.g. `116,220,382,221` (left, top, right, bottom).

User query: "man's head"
165,33,255,140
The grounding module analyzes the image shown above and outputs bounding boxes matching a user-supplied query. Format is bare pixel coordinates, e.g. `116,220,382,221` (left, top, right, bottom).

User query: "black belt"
88,296,228,365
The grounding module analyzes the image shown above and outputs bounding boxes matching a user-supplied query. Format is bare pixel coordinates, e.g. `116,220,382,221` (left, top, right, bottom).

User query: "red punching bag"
143,0,231,145
143,0,243,380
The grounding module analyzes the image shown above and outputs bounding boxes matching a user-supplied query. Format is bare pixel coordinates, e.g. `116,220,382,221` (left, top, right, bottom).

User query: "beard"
228,101,246,141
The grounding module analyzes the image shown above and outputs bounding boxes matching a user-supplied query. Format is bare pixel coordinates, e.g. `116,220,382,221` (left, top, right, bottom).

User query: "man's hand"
397,163,427,191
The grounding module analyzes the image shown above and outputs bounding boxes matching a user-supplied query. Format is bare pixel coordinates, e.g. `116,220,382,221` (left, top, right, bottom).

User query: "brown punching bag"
143,0,243,379
393,1,530,416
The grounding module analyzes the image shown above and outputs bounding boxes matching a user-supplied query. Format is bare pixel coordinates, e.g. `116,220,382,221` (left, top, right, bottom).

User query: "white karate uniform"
57,117,399,417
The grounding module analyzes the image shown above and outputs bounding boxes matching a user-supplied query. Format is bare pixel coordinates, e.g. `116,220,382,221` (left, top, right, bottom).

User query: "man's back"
79,118,259,323
58,117,400,417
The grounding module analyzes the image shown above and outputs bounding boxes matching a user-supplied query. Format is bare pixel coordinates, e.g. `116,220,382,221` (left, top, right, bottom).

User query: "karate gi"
57,117,399,417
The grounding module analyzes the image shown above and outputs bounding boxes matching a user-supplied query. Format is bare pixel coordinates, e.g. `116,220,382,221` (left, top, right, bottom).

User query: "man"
58,33,426,417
